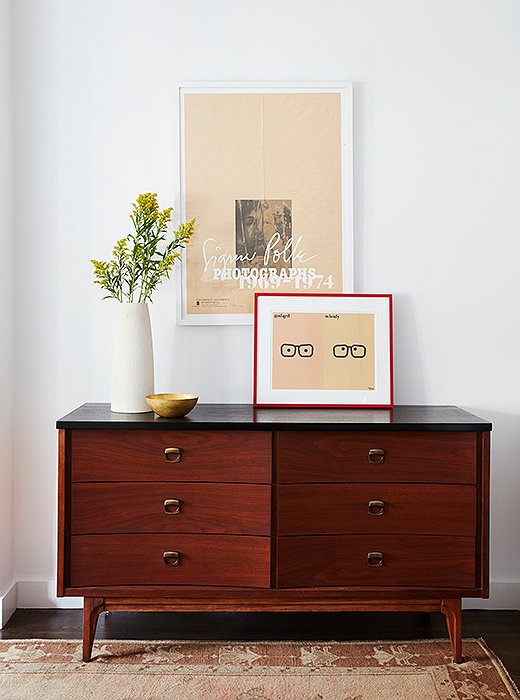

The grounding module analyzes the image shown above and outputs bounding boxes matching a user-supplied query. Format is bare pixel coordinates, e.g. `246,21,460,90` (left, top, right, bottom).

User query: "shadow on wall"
166,324,253,404
392,294,427,403
472,409,520,586
161,293,429,406
352,80,374,294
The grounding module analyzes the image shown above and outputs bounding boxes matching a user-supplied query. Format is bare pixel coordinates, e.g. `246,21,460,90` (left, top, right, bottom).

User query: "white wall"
9,0,520,607
0,0,14,614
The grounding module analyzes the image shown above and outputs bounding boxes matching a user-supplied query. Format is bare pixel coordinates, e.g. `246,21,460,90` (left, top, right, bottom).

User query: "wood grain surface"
278,431,476,483
278,484,476,536
277,535,476,588
70,534,271,588
72,482,271,535
71,430,272,483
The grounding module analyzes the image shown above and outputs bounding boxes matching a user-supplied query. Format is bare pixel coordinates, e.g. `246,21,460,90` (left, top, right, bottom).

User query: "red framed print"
253,293,393,408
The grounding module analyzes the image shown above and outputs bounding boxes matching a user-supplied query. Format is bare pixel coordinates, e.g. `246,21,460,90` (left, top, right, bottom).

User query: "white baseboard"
1,580,82,626
16,580,82,610
1,579,518,628
0,581,17,627
464,582,520,610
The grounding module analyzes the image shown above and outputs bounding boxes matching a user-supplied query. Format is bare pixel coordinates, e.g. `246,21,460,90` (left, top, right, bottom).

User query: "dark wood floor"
2,609,519,684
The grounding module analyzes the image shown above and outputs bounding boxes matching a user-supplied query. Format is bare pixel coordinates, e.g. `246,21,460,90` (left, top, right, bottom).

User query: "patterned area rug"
0,638,518,699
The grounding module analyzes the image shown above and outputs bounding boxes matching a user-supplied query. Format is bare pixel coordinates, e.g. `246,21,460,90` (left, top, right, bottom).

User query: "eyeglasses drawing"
332,344,367,358
280,343,367,358
280,343,314,358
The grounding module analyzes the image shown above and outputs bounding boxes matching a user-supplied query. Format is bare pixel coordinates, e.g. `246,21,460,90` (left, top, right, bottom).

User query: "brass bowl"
145,393,199,419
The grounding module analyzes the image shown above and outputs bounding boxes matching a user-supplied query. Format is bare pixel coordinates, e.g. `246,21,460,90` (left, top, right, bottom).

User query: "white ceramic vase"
111,303,154,413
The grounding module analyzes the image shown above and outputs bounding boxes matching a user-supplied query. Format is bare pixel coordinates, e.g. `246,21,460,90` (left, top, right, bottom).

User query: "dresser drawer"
278,431,476,483
70,534,271,587
72,483,271,535
71,430,271,483
277,535,475,588
278,484,476,536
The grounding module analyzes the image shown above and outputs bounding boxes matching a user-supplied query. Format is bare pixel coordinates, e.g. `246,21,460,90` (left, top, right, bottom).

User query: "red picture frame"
253,293,394,408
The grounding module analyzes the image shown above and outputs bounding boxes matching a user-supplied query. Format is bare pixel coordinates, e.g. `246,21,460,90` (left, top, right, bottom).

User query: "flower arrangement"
91,193,195,303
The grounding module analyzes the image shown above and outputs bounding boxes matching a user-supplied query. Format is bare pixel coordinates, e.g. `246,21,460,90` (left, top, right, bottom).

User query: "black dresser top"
56,403,491,432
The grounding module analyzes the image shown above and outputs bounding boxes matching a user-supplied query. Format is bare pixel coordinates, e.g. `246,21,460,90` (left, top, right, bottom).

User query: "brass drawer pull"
367,551,384,567
164,447,182,463
164,498,181,515
368,500,385,516
368,448,385,464
163,551,180,566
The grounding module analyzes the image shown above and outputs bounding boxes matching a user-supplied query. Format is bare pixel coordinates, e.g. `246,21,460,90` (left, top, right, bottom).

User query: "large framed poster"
178,82,353,325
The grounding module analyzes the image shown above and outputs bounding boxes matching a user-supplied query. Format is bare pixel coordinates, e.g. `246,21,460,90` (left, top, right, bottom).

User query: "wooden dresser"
56,404,491,662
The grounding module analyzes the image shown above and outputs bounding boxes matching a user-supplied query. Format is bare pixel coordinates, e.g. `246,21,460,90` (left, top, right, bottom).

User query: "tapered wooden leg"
83,597,104,662
441,598,462,663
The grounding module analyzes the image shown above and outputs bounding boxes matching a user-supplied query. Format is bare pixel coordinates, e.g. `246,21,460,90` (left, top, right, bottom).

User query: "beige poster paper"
272,312,375,391
183,91,345,316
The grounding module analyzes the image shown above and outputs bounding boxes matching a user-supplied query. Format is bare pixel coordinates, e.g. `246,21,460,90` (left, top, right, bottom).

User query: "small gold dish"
145,393,199,418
